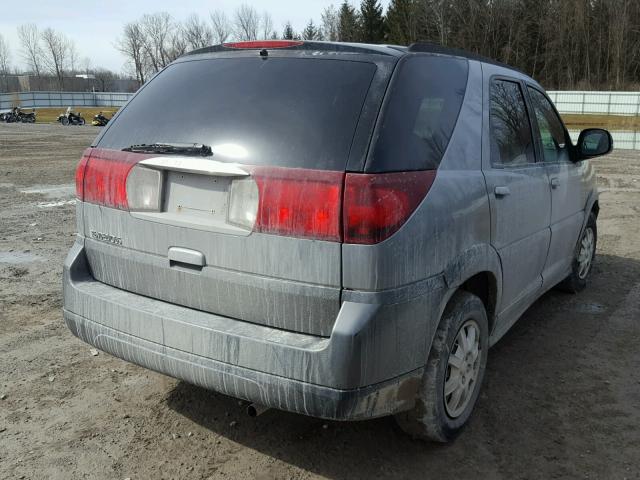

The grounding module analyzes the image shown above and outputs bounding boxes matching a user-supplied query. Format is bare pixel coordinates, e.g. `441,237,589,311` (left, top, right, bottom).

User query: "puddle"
37,199,76,208
573,302,606,314
20,184,75,199
0,251,44,264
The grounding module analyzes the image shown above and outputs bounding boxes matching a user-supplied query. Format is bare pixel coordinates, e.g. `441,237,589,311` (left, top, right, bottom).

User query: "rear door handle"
494,186,510,197
550,177,560,188
168,247,205,269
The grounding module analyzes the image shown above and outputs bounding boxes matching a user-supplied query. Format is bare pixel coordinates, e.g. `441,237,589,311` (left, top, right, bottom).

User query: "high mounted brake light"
223,40,304,49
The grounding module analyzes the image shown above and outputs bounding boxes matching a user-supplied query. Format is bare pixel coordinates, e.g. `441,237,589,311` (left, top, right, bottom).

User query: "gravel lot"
1,123,639,480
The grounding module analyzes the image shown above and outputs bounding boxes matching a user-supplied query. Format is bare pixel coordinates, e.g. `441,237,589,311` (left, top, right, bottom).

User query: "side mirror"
577,128,613,159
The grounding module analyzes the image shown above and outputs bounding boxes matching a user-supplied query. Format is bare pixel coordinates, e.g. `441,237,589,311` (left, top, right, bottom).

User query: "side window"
527,87,568,163
369,55,469,172
490,80,535,167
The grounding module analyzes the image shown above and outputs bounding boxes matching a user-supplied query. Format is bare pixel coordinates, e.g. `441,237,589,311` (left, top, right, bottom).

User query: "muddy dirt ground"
1,123,639,480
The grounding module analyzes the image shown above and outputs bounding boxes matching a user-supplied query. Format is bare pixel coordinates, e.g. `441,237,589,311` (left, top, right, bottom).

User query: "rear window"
98,57,377,170
368,55,469,172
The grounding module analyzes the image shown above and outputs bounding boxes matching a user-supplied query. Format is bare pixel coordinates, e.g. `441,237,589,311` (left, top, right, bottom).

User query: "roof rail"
408,42,524,74
186,41,400,57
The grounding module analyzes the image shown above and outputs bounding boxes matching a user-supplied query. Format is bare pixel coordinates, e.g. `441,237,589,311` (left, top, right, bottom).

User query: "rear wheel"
61,116,69,126
558,212,597,293
395,291,488,442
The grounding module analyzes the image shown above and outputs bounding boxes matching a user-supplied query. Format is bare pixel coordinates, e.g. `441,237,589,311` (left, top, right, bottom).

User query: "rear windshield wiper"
122,142,213,156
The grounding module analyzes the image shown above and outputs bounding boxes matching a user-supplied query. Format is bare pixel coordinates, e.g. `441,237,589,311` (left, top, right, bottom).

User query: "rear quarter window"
367,55,469,172
97,57,377,171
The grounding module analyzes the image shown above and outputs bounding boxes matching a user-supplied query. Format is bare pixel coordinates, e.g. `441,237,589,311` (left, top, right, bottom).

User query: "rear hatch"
77,50,385,336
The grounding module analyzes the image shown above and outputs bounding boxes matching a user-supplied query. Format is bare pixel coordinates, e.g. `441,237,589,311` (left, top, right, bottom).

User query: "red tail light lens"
75,149,92,199
82,149,145,210
75,147,435,245
223,40,304,49
251,167,343,241
343,171,436,244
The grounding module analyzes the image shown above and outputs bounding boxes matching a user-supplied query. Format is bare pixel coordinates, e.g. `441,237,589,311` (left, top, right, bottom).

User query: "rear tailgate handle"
550,177,560,188
168,247,205,269
139,157,249,177
494,186,511,197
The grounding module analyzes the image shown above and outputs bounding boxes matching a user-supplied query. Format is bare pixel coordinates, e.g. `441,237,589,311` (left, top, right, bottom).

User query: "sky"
0,0,390,74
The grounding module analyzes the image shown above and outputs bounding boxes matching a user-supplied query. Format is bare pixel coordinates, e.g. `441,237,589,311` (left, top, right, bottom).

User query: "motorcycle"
2,108,36,123
18,110,36,123
58,110,85,126
91,112,110,127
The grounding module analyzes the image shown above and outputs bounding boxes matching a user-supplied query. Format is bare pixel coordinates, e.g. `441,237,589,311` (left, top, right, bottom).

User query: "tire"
78,117,85,126
61,116,69,126
395,291,489,442
557,212,597,293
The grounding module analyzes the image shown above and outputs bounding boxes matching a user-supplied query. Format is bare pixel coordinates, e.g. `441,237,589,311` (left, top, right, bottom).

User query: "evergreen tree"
359,0,385,43
338,2,360,42
302,19,321,41
384,0,419,45
282,21,295,40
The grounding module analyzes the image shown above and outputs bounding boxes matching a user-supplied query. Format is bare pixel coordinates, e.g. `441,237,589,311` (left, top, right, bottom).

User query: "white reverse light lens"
126,166,163,211
212,143,249,159
227,178,258,230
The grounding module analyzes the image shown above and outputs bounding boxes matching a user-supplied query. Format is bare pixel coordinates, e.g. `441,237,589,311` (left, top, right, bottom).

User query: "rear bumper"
63,239,445,420
64,310,420,420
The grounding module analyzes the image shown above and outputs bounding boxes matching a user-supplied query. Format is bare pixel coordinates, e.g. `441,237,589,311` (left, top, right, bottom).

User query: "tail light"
248,167,343,242
75,149,151,210
343,171,436,244
75,149,92,199
227,168,435,244
76,148,436,244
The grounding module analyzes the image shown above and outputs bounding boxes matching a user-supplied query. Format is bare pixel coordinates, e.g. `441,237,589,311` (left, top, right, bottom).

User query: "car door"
526,86,588,287
482,76,552,318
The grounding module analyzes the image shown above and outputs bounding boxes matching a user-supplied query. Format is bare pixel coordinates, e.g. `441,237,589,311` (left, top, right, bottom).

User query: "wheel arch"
439,244,502,337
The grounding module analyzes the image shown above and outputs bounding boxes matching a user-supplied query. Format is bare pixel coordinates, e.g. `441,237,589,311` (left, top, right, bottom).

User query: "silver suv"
63,41,612,442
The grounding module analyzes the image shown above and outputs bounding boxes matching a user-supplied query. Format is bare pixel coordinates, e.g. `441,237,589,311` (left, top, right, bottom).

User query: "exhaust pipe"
246,403,269,417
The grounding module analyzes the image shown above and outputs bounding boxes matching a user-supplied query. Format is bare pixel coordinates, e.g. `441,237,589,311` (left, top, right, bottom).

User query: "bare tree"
321,5,339,41
82,56,92,75
168,27,188,60
41,27,70,88
141,12,174,71
0,34,10,73
117,21,147,85
234,4,260,41
260,11,274,40
183,14,213,50
0,33,11,90
17,24,43,76
210,10,232,44
68,42,79,73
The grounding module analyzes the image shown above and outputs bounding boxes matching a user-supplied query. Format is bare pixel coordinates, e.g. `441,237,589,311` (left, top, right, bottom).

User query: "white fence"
547,91,640,116
2,89,638,149
2,90,639,117
568,129,639,151
0,91,133,110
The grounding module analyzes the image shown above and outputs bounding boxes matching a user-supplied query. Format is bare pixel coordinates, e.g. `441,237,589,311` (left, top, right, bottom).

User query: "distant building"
0,74,139,93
